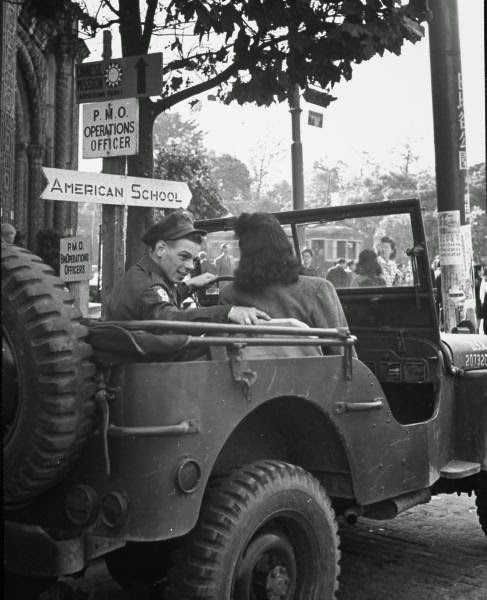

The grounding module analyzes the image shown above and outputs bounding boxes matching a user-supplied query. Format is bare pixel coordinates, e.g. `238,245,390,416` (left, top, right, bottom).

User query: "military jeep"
2,198,486,599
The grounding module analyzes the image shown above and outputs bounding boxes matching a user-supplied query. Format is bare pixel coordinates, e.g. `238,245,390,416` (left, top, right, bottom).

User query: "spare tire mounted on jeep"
2,244,96,507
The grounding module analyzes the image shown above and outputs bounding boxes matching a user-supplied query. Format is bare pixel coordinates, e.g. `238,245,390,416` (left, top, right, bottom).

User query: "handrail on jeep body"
101,320,354,340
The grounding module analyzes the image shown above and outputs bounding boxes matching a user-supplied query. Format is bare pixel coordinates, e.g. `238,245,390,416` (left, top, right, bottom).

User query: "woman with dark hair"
377,235,400,286
219,212,350,337
352,249,387,287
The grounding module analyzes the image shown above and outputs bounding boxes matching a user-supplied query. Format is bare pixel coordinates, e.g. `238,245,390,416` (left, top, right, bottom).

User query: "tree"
68,0,431,261
209,153,252,215
153,112,205,149
154,147,226,220
260,180,293,213
307,160,346,207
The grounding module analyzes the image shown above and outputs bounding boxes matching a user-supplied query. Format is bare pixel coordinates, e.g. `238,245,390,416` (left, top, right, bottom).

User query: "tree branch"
142,0,158,51
102,0,119,16
152,62,240,116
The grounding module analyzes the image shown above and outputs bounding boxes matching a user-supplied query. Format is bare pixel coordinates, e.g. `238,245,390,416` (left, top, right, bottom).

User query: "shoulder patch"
155,287,170,302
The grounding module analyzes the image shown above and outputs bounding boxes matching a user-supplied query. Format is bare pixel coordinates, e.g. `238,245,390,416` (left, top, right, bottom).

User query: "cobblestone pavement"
41,493,486,600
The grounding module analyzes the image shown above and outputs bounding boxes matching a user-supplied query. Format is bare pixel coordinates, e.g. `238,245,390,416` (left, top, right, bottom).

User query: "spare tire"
2,243,96,507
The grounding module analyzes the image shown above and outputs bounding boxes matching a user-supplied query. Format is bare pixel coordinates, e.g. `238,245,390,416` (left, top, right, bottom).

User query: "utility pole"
289,83,305,211
101,31,126,316
428,0,476,331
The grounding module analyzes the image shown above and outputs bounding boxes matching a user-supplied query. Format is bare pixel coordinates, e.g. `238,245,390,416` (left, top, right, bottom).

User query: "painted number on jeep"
465,352,487,368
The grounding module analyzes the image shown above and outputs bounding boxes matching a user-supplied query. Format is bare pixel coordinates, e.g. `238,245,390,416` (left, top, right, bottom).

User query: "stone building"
0,0,88,249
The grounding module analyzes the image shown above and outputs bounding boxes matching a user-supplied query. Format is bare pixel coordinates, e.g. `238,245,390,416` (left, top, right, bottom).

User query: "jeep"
2,198,486,599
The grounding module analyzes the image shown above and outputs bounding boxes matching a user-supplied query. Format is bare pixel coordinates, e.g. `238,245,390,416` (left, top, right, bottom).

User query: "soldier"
104,210,269,325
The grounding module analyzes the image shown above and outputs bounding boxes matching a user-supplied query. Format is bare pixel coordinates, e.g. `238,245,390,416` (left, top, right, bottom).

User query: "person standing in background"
377,236,400,286
1,223,16,244
300,248,319,277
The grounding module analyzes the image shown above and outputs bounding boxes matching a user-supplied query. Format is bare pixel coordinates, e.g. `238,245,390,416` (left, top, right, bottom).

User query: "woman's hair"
233,212,300,292
355,249,384,277
379,235,397,259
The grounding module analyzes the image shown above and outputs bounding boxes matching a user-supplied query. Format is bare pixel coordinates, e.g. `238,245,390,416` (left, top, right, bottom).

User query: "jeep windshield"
196,198,440,343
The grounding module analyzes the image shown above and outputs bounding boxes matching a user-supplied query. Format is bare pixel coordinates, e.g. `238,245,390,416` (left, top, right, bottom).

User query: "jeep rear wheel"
165,460,340,600
2,244,96,507
474,471,487,536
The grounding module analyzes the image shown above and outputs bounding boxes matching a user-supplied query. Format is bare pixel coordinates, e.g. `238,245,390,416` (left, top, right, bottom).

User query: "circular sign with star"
104,62,123,88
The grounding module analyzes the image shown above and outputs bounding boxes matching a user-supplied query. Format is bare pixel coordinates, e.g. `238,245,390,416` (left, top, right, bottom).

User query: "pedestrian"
300,248,319,277
351,249,387,287
219,212,351,354
36,229,61,275
479,266,487,335
104,209,270,326
326,258,352,288
215,242,235,289
198,250,216,274
1,223,16,244
377,236,400,286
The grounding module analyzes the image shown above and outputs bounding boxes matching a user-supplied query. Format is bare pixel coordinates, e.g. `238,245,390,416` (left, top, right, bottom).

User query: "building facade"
1,0,88,249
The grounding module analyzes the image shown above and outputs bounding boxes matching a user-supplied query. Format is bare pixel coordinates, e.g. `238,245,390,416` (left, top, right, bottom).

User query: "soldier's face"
156,238,201,283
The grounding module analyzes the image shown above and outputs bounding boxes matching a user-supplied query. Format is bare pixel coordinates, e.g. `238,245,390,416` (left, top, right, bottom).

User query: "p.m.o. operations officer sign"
60,236,91,282
83,99,138,158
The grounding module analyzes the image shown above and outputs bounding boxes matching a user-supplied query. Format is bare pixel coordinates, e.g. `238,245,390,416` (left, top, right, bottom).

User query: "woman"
377,235,400,286
219,212,350,338
352,249,387,287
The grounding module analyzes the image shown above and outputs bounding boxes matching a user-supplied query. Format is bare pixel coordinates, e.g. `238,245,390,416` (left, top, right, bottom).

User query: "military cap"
141,210,207,246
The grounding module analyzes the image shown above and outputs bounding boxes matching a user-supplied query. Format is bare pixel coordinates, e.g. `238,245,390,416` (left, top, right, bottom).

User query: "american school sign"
41,168,192,209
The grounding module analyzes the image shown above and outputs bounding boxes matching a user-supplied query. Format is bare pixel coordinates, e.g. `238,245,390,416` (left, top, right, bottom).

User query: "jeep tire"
475,471,487,536
2,244,95,507
165,460,340,599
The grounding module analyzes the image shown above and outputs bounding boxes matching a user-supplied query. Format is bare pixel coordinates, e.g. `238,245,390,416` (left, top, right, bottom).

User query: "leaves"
80,1,430,111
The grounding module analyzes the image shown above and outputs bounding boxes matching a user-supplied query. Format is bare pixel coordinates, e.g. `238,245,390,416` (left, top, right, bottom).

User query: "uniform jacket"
104,255,230,322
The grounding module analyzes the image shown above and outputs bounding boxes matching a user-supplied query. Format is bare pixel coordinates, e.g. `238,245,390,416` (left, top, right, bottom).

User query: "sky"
79,0,485,185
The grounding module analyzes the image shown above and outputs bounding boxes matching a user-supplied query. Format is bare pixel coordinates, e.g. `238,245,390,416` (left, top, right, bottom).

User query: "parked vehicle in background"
3,199,486,599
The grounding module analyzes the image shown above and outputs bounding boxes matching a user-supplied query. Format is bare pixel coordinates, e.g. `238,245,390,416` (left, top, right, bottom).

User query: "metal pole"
289,83,305,211
101,31,126,317
428,0,476,332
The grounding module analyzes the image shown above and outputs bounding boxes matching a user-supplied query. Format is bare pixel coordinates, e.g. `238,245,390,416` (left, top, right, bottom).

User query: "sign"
438,210,462,266
303,87,334,109
82,99,139,158
41,168,192,209
60,236,91,282
76,53,162,103
308,110,323,128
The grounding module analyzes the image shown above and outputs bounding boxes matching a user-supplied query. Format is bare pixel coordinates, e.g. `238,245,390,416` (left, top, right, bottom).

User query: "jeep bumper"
4,521,125,577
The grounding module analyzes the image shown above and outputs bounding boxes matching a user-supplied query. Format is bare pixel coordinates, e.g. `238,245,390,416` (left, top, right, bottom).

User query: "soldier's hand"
186,273,217,288
228,306,271,325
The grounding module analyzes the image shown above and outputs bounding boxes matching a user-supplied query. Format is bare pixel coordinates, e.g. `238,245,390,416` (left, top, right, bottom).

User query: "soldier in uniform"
104,210,270,325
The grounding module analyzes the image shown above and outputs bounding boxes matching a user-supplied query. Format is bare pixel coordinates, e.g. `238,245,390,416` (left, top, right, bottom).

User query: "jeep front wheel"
165,460,340,600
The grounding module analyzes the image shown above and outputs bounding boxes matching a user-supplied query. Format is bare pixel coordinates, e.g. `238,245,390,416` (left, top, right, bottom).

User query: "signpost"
76,53,163,103
41,167,192,208
82,98,139,158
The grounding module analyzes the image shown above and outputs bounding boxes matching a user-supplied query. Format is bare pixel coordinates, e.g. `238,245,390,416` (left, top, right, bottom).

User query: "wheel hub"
266,565,290,599
234,530,296,600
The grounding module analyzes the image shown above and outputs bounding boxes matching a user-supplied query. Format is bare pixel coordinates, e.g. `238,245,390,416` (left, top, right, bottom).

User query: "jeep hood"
440,333,487,371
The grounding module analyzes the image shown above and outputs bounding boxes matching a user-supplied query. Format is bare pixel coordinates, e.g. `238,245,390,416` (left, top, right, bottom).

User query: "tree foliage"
209,153,252,214
307,153,486,264
80,0,430,114
153,114,226,219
